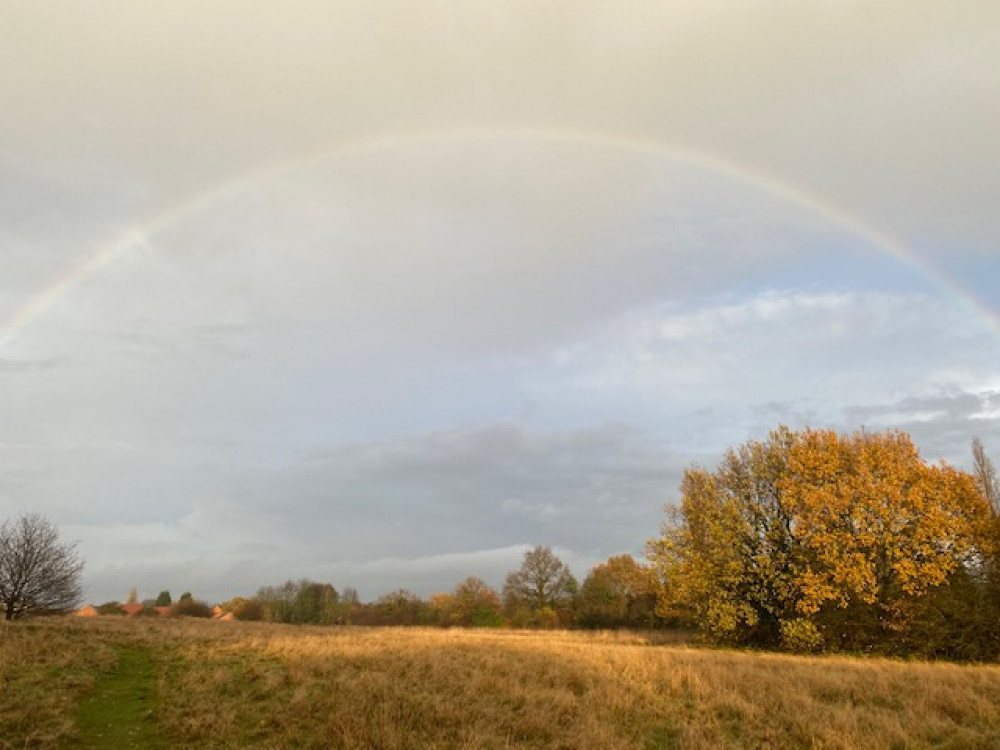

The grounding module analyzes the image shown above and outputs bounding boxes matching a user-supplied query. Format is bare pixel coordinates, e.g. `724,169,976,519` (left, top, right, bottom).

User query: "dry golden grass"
4,617,1000,748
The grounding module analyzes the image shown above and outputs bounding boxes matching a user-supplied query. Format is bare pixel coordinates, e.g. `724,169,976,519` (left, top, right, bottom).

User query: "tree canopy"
648,427,994,654
442,577,503,627
503,545,577,627
577,554,658,629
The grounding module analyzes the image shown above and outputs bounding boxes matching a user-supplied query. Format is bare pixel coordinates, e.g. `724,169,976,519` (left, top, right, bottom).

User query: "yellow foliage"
782,429,988,616
649,426,995,652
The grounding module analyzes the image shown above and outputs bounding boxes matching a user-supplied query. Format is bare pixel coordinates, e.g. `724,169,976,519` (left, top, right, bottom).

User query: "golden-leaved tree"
648,427,994,654
577,554,659,629
432,577,504,627
647,427,799,646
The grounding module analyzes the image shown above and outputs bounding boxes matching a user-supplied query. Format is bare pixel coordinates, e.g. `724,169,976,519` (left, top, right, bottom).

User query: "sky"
1,1,999,605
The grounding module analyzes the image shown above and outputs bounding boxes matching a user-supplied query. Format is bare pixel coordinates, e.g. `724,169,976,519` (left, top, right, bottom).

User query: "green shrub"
780,618,824,653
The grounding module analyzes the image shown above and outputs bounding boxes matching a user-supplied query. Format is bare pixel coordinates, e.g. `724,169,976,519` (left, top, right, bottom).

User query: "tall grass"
3,617,1000,748
0,619,116,747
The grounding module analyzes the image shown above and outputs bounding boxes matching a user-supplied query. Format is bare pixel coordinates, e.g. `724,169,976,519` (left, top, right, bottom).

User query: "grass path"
8,618,1000,748
75,645,167,748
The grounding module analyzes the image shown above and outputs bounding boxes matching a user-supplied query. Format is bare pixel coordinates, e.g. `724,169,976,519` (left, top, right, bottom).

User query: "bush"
469,607,505,628
222,596,265,621
781,618,824,653
174,598,213,618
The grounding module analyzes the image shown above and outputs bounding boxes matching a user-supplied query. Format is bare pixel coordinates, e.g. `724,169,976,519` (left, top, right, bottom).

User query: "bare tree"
973,437,999,515
0,513,84,620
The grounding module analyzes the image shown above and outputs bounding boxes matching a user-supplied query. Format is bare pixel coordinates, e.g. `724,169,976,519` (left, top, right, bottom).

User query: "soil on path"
76,645,167,748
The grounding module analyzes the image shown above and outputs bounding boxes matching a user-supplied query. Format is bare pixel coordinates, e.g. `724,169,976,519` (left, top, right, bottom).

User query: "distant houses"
72,598,234,619
213,605,234,621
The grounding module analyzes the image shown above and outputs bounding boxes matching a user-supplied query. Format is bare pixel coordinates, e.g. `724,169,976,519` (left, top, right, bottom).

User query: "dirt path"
76,645,167,748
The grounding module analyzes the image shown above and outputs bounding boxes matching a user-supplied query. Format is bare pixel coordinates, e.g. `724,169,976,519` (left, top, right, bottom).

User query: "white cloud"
529,289,1000,454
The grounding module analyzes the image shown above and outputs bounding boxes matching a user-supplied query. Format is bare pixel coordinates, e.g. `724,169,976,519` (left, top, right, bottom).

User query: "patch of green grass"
645,723,682,749
76,646,166,748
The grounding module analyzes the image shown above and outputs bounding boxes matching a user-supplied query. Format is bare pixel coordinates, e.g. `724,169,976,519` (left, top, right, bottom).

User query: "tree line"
216,545,660,630
3,426,999,660
54,546,661,629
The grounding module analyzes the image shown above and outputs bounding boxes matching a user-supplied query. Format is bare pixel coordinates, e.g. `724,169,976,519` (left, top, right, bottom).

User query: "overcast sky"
2,1,999,605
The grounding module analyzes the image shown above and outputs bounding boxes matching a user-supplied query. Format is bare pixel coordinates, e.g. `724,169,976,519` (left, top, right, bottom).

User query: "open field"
3,618,1000,748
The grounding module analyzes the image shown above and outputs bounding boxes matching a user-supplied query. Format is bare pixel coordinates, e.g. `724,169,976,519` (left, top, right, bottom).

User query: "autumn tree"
220,596,264,621
578,554,659,629
647,427,799,645
255,580,297,622
293,581,340,625
0,513,84,620
427,592,455,625
338,586,360,624
341,586,360,606
255,579,341,624
924,438,1000,660
449,577,504,627
782,429,988,651
648,427,993,654
370,589,426,626
503,546,577,627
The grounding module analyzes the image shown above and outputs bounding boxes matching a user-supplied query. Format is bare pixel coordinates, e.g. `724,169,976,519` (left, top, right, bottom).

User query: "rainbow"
2,128,997,349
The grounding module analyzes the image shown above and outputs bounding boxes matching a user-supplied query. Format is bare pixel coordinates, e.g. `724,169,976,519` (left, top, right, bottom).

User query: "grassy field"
3,618,1000,748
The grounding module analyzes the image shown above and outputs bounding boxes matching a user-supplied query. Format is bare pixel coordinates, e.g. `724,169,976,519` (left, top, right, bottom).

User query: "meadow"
3,617,1000,749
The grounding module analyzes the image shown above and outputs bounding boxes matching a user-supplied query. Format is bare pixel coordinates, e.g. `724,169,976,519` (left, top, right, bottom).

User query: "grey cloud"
3,2,997,252
735,389,1000,468
133,423,682,591
844,391,994,426
841,390,1000,465
68,421,681,603
78,540,537,605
